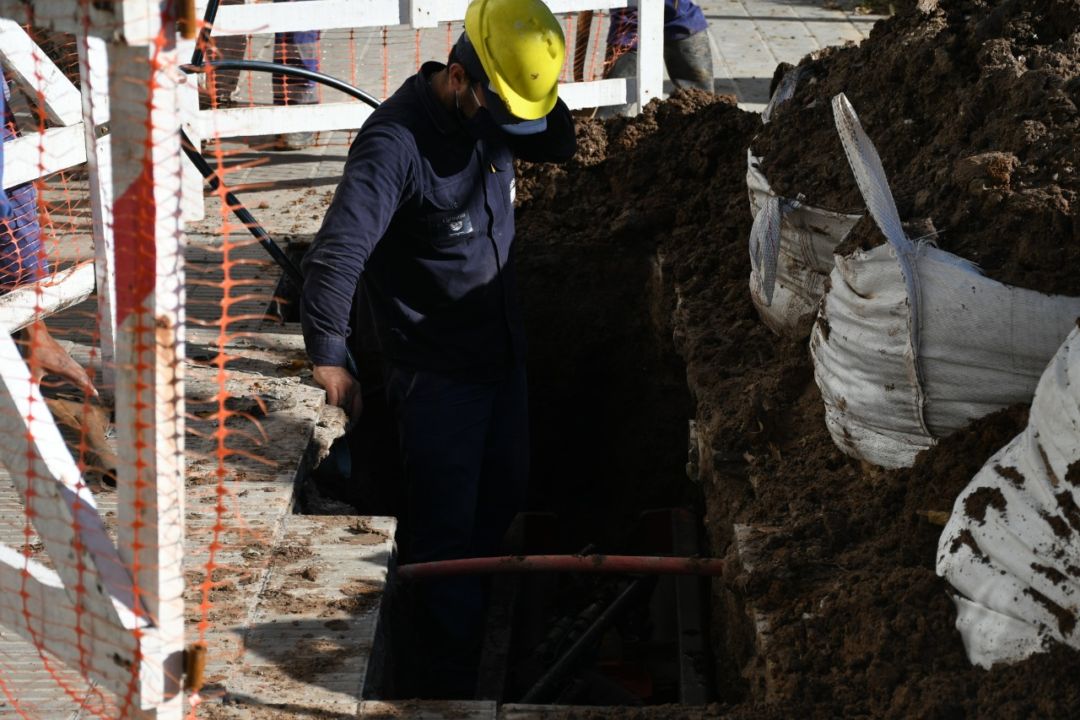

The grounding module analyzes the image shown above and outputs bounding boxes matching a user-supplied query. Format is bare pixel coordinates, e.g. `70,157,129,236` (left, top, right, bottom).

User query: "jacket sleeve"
301,125,414,367
504,97,577,164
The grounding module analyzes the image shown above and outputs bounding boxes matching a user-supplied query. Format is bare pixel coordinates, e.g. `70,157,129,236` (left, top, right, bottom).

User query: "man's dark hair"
449,33,489,86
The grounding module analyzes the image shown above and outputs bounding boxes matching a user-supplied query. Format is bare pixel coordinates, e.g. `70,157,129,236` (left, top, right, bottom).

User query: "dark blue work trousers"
385,361,529,696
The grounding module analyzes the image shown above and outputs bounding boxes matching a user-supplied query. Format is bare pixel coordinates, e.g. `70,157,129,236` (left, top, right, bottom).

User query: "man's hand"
22,322,98,398
313,365,363,419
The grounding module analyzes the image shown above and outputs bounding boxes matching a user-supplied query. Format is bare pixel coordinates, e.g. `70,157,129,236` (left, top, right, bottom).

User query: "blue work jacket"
301,62,575,376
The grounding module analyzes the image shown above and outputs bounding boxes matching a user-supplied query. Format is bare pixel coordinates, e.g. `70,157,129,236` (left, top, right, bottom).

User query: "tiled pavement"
703,0,881,110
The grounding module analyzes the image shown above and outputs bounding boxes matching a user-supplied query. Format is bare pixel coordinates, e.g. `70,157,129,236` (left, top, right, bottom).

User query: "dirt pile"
515,89,1080,715
753,0,1080,295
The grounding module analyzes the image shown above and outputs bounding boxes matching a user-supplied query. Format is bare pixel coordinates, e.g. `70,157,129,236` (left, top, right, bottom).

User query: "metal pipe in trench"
521,576,653,704
396,554,725,580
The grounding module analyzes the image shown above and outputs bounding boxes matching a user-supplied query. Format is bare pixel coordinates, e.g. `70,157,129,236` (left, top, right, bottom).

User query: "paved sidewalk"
702,0,882,111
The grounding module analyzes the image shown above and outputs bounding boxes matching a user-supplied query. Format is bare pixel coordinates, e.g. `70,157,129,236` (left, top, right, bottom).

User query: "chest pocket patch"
427,209,475,247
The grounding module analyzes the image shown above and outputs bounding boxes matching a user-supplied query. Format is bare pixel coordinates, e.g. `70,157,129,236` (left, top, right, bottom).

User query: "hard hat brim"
488,72,559,121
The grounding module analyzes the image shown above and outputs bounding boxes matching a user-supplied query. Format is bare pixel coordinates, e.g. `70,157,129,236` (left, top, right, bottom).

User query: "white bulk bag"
937,325,1080,668
746,152,861,338
809,94,1080,468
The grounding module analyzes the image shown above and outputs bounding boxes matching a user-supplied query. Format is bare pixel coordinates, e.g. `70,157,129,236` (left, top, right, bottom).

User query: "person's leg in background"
272,1,321,151
662,0,713,93
595,8,639,119
201,0,248,108
663,28,714,93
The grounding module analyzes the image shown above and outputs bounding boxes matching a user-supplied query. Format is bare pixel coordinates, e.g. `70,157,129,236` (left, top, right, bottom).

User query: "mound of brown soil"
753,0,1080,295
515,89,1080,715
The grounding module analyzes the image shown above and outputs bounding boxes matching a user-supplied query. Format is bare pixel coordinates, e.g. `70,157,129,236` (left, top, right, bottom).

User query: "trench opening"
283,230,714,705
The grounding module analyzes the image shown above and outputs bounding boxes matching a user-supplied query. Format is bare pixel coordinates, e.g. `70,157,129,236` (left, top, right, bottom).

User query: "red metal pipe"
395,554,725,581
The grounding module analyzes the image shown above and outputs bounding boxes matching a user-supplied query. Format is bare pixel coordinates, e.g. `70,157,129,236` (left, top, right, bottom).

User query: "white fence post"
636,0,663,111
77,32,118,388
107,1,186,714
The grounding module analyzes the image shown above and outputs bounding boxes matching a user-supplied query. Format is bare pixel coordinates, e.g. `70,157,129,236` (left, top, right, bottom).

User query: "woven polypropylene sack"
746,151,860,338
937,326,1080,668
810,94,1080,467
811,241,1080,467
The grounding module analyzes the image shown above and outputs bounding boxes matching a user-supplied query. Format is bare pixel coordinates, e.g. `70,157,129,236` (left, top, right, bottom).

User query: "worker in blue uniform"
1,67,96,395
300,0,576,697
598,0,714,117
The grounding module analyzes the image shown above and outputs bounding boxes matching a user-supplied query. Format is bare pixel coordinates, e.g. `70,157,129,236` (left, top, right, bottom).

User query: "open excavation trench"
333,184,714,705
293,85,1080,714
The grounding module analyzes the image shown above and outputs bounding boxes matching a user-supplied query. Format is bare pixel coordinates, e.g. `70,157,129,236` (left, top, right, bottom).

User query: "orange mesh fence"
0,4,620,718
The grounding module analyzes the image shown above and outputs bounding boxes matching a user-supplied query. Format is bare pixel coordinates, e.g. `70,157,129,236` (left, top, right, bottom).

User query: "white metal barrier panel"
187,0,664,137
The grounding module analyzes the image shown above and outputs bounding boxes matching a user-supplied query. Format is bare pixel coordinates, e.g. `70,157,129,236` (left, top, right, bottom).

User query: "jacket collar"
416,61,465,137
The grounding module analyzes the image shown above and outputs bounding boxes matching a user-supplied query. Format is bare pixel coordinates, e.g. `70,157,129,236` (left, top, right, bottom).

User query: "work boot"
273,131,316,151
665,30,714,93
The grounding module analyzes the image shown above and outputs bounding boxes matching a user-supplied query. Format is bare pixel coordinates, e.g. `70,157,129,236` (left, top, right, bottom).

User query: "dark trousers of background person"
385,361,529,699
597,29,714,118
206,0,320,106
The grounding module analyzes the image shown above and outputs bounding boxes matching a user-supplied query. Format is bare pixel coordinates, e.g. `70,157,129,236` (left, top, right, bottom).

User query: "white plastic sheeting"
746,152,860,338
809,94,1080,467
937,325,1080,668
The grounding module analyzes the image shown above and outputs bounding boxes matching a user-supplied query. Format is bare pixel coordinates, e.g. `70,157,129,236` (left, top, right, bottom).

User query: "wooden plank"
213,0,402,36
0,545,142,701
76,33,118,386
192,101,374,140
108,34,185,716
0,20,82,126
178,72,205,223
194,81,635,133
0,262,96,333
2,125,87,189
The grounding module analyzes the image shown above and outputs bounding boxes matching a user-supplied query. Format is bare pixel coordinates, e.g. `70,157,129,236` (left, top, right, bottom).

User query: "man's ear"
447,62,468,91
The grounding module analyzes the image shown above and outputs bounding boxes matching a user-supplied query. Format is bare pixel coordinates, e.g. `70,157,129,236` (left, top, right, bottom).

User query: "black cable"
181,60,382,110
189,0,221,67
179,53,379,381
179,128,360,379
179,130,302,285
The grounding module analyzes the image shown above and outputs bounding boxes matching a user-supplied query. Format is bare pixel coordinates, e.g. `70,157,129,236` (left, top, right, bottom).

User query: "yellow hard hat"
464,0,565,121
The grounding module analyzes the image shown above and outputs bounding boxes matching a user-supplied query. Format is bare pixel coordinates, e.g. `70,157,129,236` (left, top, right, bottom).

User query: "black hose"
179,128,361,379
179,52,379,381
181,60,382,110
189,0,221,67
179,129,304,285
